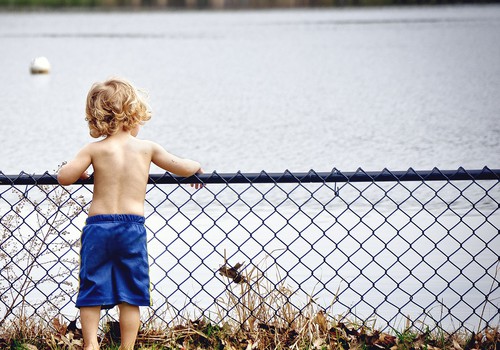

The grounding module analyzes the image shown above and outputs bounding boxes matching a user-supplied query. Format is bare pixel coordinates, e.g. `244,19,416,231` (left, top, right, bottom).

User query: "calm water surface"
0,6,499,329
0,5,499,174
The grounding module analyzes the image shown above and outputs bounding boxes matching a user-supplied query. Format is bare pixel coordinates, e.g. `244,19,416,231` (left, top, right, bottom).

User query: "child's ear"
90,128,101,138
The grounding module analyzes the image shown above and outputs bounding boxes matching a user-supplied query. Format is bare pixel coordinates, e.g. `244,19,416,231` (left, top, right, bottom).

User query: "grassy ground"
1,313,499,350
2,262,499,349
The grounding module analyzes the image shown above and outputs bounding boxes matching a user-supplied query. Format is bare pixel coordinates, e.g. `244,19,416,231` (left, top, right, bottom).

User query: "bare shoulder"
88,137,124,152
85,138,107,149
73,141,96,157
141,139,165,153
141,139,160,147
77,139,103,157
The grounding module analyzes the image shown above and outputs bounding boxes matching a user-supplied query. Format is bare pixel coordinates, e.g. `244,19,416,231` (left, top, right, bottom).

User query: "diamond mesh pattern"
0,168,498,333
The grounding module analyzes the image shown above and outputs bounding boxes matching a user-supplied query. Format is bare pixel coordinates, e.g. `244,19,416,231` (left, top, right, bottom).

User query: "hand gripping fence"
0,168,498,334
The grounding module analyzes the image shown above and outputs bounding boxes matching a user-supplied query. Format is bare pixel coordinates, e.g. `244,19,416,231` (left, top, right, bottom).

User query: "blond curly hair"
85,78,152,138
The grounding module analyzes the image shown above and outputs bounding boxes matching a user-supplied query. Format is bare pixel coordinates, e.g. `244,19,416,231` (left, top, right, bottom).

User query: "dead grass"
1,258,498,350
1,242,498,350
0,312,498,350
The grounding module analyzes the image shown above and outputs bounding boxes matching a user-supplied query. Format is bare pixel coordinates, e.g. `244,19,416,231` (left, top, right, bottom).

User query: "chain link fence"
0,168,499,334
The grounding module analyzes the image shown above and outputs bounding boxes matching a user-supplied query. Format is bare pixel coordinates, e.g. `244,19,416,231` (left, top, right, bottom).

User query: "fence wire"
0,168,499,334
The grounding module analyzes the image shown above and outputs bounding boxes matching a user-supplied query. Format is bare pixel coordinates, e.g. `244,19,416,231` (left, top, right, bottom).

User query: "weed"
1,183,88,329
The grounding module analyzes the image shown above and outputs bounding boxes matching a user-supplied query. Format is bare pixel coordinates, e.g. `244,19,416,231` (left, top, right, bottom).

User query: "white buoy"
30,57,51,74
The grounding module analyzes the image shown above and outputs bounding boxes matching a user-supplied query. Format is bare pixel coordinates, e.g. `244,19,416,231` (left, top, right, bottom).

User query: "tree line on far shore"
0,0,497,9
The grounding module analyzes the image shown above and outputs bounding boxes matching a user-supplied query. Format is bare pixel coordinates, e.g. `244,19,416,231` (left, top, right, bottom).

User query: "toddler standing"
58,78,203,350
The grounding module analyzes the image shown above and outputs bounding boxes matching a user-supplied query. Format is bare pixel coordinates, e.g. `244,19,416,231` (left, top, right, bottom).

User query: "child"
58,78,203,350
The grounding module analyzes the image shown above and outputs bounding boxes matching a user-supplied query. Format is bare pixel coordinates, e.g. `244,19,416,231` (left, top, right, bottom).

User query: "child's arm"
57,145,92,186
150,142,202,178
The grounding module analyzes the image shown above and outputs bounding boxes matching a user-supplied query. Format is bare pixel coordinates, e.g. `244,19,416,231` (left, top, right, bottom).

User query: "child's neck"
109,128,135,139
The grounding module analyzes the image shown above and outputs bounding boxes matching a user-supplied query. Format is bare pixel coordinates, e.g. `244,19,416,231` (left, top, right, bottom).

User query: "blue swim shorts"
76,214,151,309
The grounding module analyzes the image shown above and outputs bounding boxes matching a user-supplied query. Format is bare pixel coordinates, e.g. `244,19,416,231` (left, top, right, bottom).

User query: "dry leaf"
218,262,247,284
453,339,463,350
313,337,326,348
21,345,37,350
52,317,67,335
315,311,328,333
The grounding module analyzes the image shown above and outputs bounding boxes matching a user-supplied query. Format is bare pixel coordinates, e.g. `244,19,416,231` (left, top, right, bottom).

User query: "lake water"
0,5,499,174
0,5,499,331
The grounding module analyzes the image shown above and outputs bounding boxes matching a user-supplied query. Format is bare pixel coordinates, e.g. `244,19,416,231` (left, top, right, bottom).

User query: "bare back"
88,133,152,216
58,127,202,213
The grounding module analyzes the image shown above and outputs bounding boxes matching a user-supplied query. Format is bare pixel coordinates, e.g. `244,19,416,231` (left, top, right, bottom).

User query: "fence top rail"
0,167,498,185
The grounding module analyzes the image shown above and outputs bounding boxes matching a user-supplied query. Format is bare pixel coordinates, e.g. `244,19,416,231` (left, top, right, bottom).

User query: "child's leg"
80,306,101,350
117,303,140,350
